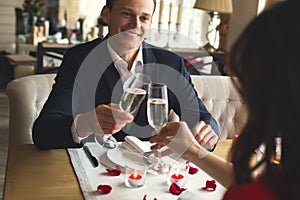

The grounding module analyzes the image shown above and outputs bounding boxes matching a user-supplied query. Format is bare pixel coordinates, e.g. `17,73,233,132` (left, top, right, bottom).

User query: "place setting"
101,134,187,174
97,79,186,176
69,134,226,200
67,76,226,199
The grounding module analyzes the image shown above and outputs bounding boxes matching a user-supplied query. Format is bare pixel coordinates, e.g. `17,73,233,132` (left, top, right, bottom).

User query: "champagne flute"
147,83,169,174
95,73,150,149
119,73,150,114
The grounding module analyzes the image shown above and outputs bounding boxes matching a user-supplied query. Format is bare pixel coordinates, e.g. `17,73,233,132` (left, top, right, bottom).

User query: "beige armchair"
6,74,56,144
6,74,247,144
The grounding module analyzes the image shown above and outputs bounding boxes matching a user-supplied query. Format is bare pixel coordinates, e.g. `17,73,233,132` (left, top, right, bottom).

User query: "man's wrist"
71,114,89,143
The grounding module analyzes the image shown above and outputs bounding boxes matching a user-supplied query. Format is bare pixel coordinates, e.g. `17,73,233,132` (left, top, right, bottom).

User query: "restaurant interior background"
0,0,285,199
0,0,285,87
0,0,284,54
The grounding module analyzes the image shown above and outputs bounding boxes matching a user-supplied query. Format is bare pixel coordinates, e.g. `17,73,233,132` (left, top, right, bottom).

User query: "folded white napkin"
168,109,180,122
122,109,179,153
123,136,152,154
122,136,183,165
121,136,161,164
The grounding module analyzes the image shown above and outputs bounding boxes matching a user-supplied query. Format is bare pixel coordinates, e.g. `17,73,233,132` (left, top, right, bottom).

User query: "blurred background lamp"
194,0,233,52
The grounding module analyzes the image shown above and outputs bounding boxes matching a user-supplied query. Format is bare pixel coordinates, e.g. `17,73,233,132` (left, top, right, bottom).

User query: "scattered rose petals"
188,163,199,175
106,168,121,176
169,183,187,195
202,180,217,191
143,194,158,200
97,184,112,194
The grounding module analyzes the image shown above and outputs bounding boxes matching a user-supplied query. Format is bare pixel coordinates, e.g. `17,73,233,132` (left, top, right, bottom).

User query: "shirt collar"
106,41,144,71
106,41,144,89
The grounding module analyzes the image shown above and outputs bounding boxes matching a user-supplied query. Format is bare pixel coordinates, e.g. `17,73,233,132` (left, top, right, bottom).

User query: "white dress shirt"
71,42,144,143
107,41,144,90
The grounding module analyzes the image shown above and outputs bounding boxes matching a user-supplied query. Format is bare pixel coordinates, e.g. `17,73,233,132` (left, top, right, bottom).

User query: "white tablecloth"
68,142,226,200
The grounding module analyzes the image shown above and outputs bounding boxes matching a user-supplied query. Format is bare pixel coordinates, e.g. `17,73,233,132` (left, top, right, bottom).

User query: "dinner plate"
106,146,186,168
106,147,147,168
100,151,118,169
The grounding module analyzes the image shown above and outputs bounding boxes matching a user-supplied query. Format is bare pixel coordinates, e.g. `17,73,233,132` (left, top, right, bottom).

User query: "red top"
223,181,277,200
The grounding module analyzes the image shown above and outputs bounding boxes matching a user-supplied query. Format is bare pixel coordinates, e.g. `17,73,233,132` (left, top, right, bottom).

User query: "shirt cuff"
71,114,89,144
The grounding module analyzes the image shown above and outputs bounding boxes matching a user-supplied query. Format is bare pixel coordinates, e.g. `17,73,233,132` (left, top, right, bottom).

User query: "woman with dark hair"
150,0,300,199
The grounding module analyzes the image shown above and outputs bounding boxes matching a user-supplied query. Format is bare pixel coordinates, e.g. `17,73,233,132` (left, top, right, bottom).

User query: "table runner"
68,142,226,200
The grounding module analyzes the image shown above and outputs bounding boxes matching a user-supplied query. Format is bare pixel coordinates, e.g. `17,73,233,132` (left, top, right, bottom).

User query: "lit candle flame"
133,169,138,178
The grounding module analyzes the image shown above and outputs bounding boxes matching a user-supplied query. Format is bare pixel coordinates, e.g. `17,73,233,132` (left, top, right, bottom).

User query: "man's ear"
100,6,109,25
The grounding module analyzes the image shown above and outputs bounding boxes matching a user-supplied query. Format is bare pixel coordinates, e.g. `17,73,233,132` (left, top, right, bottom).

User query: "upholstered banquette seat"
191,75,247,139
6,74,247,144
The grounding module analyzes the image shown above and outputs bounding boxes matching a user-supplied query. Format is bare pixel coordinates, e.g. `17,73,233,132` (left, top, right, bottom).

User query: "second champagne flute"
147,83,169,174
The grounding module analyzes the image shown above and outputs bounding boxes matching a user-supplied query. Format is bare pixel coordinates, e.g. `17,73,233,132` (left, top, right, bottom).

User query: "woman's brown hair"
227,0,300,198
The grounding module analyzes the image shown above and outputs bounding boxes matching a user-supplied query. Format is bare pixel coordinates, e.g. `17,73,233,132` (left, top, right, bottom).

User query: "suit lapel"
142,42,159,82
94,39,123,104
103,63,123,103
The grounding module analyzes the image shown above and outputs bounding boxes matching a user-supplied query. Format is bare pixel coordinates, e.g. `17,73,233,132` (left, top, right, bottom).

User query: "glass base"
95,134,117,149
147,162,169,175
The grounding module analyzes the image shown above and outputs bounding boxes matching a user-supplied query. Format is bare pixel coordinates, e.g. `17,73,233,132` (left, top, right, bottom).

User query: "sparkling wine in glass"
119,73,150,114
119,87,147,114
147,83,169,174
95,73,150,149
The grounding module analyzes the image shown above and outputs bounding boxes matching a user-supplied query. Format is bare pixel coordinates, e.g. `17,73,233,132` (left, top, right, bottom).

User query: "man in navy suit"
33,0,219,149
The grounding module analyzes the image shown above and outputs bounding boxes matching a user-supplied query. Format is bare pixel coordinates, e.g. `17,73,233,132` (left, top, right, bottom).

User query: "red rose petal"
97,184,112,194
202,180,216,191
169,183,187,195
106,168,121,176
188,163,199,175
143,194,158,200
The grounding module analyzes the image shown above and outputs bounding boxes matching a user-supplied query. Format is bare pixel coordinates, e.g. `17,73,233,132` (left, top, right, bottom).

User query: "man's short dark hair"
106,0,156,14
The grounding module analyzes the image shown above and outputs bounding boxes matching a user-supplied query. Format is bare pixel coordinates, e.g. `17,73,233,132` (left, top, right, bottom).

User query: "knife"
83,145,99,168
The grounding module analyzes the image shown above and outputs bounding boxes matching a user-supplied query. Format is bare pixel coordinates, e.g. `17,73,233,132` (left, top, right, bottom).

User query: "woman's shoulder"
222,181,277,200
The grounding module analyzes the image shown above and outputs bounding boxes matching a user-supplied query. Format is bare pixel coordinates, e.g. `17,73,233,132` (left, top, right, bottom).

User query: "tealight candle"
167,162,189,187
233,133,239,143
128,172,143,187
171,173,184,180
125,162,147,188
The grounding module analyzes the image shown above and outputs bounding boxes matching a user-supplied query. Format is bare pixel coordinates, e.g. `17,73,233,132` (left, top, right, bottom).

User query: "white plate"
106,146,186,168
106,147,147,168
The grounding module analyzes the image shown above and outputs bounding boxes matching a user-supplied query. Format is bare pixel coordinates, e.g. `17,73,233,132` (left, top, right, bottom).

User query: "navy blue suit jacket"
33,38,219,149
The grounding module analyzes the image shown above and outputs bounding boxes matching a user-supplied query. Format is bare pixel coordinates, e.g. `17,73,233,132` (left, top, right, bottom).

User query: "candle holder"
167,162,189,187
174,23,181,41
164,22,171,49
176,23,180,35
158,22,162,33
125,162,148,188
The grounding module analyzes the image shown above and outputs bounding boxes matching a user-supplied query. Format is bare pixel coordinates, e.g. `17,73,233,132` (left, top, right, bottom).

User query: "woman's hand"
149,121,202,160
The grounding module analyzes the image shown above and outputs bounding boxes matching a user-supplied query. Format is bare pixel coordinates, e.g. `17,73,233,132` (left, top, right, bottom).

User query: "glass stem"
155,127,163,165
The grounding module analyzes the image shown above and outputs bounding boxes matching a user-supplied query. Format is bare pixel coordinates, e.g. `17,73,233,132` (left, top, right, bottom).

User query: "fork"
142,150,158,159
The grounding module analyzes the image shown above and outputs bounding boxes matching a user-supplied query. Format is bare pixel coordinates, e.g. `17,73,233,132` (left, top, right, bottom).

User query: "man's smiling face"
103,0,154,51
